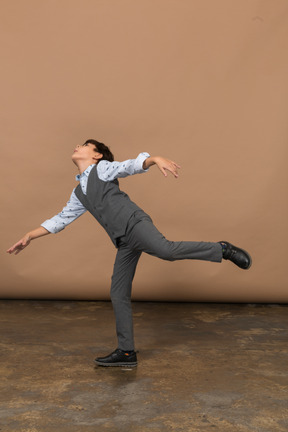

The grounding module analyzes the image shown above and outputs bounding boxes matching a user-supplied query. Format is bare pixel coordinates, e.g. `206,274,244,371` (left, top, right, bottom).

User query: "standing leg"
110,241,142,351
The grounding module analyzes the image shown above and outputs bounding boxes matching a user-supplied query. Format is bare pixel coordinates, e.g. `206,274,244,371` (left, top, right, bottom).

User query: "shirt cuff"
135,152,150,173
41,220,64,234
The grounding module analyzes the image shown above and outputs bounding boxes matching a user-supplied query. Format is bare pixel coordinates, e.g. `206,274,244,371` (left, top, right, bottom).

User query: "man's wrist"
143,156,156,170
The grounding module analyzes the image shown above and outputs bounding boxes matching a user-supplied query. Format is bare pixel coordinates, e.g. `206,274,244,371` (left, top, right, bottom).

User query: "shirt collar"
75,164,95,181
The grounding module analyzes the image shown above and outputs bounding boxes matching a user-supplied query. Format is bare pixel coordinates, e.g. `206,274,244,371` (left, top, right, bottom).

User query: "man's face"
72,143,102,164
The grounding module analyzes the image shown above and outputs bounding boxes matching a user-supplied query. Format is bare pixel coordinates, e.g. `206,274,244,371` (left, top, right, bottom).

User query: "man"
7,139,252,367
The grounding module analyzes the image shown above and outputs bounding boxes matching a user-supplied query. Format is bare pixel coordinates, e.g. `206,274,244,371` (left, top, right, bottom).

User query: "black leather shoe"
94,348,138,367
220,241,252,270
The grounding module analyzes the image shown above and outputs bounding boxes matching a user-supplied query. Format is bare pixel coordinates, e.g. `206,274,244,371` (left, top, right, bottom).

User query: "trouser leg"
125,215,223,262
110,214,222,351
110,242,142,351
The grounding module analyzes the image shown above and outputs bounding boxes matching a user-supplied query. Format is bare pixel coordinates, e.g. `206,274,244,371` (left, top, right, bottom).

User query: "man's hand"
7,235,32,255
7,227,50,255
143,156,181,178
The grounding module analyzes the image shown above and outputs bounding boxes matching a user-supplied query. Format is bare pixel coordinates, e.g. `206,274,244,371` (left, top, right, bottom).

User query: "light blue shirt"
41,152,150,234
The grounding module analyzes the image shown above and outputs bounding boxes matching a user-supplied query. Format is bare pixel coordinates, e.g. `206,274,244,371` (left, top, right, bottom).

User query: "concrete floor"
0,300,287,432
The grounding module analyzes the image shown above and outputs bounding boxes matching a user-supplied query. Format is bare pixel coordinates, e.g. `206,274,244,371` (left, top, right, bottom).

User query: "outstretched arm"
7,227,50,255
7,190,87,255
143,156,181,178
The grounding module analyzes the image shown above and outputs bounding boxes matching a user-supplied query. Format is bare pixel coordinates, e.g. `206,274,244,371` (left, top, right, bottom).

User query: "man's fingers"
157,159,181,178
7,240,27,254
13,245,24,255
161,165,178,178
168,161,180,177
168,164,179,178
7,244,17,254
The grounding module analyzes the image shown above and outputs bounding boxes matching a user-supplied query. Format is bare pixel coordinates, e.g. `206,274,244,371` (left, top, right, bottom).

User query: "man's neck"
76,161,96,175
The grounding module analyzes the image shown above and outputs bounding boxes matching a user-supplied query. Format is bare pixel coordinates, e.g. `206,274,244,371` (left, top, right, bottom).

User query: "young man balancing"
7,139,252,367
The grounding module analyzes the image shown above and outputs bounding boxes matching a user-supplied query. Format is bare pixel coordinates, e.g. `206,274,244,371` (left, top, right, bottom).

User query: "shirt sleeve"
97,152,150,182
41,189,87,234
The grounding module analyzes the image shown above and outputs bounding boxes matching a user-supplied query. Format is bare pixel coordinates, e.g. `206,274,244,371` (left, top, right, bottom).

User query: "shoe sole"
94,360,137,367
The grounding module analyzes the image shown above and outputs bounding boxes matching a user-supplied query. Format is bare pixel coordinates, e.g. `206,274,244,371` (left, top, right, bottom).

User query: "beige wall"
1,0,288,301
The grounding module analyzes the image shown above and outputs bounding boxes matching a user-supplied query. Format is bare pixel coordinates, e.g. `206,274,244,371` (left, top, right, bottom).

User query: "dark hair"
84,139,114,162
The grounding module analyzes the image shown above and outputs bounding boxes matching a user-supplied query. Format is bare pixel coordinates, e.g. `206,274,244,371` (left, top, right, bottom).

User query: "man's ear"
93,152,103,161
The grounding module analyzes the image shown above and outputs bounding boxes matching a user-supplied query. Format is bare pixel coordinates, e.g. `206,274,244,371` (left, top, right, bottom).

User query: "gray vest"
75,165,146,246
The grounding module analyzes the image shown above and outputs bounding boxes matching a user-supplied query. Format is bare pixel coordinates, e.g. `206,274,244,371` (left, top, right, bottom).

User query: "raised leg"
125,216,223,263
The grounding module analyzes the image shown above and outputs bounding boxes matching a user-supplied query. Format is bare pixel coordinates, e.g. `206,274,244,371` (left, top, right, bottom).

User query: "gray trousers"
110,212,223,351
